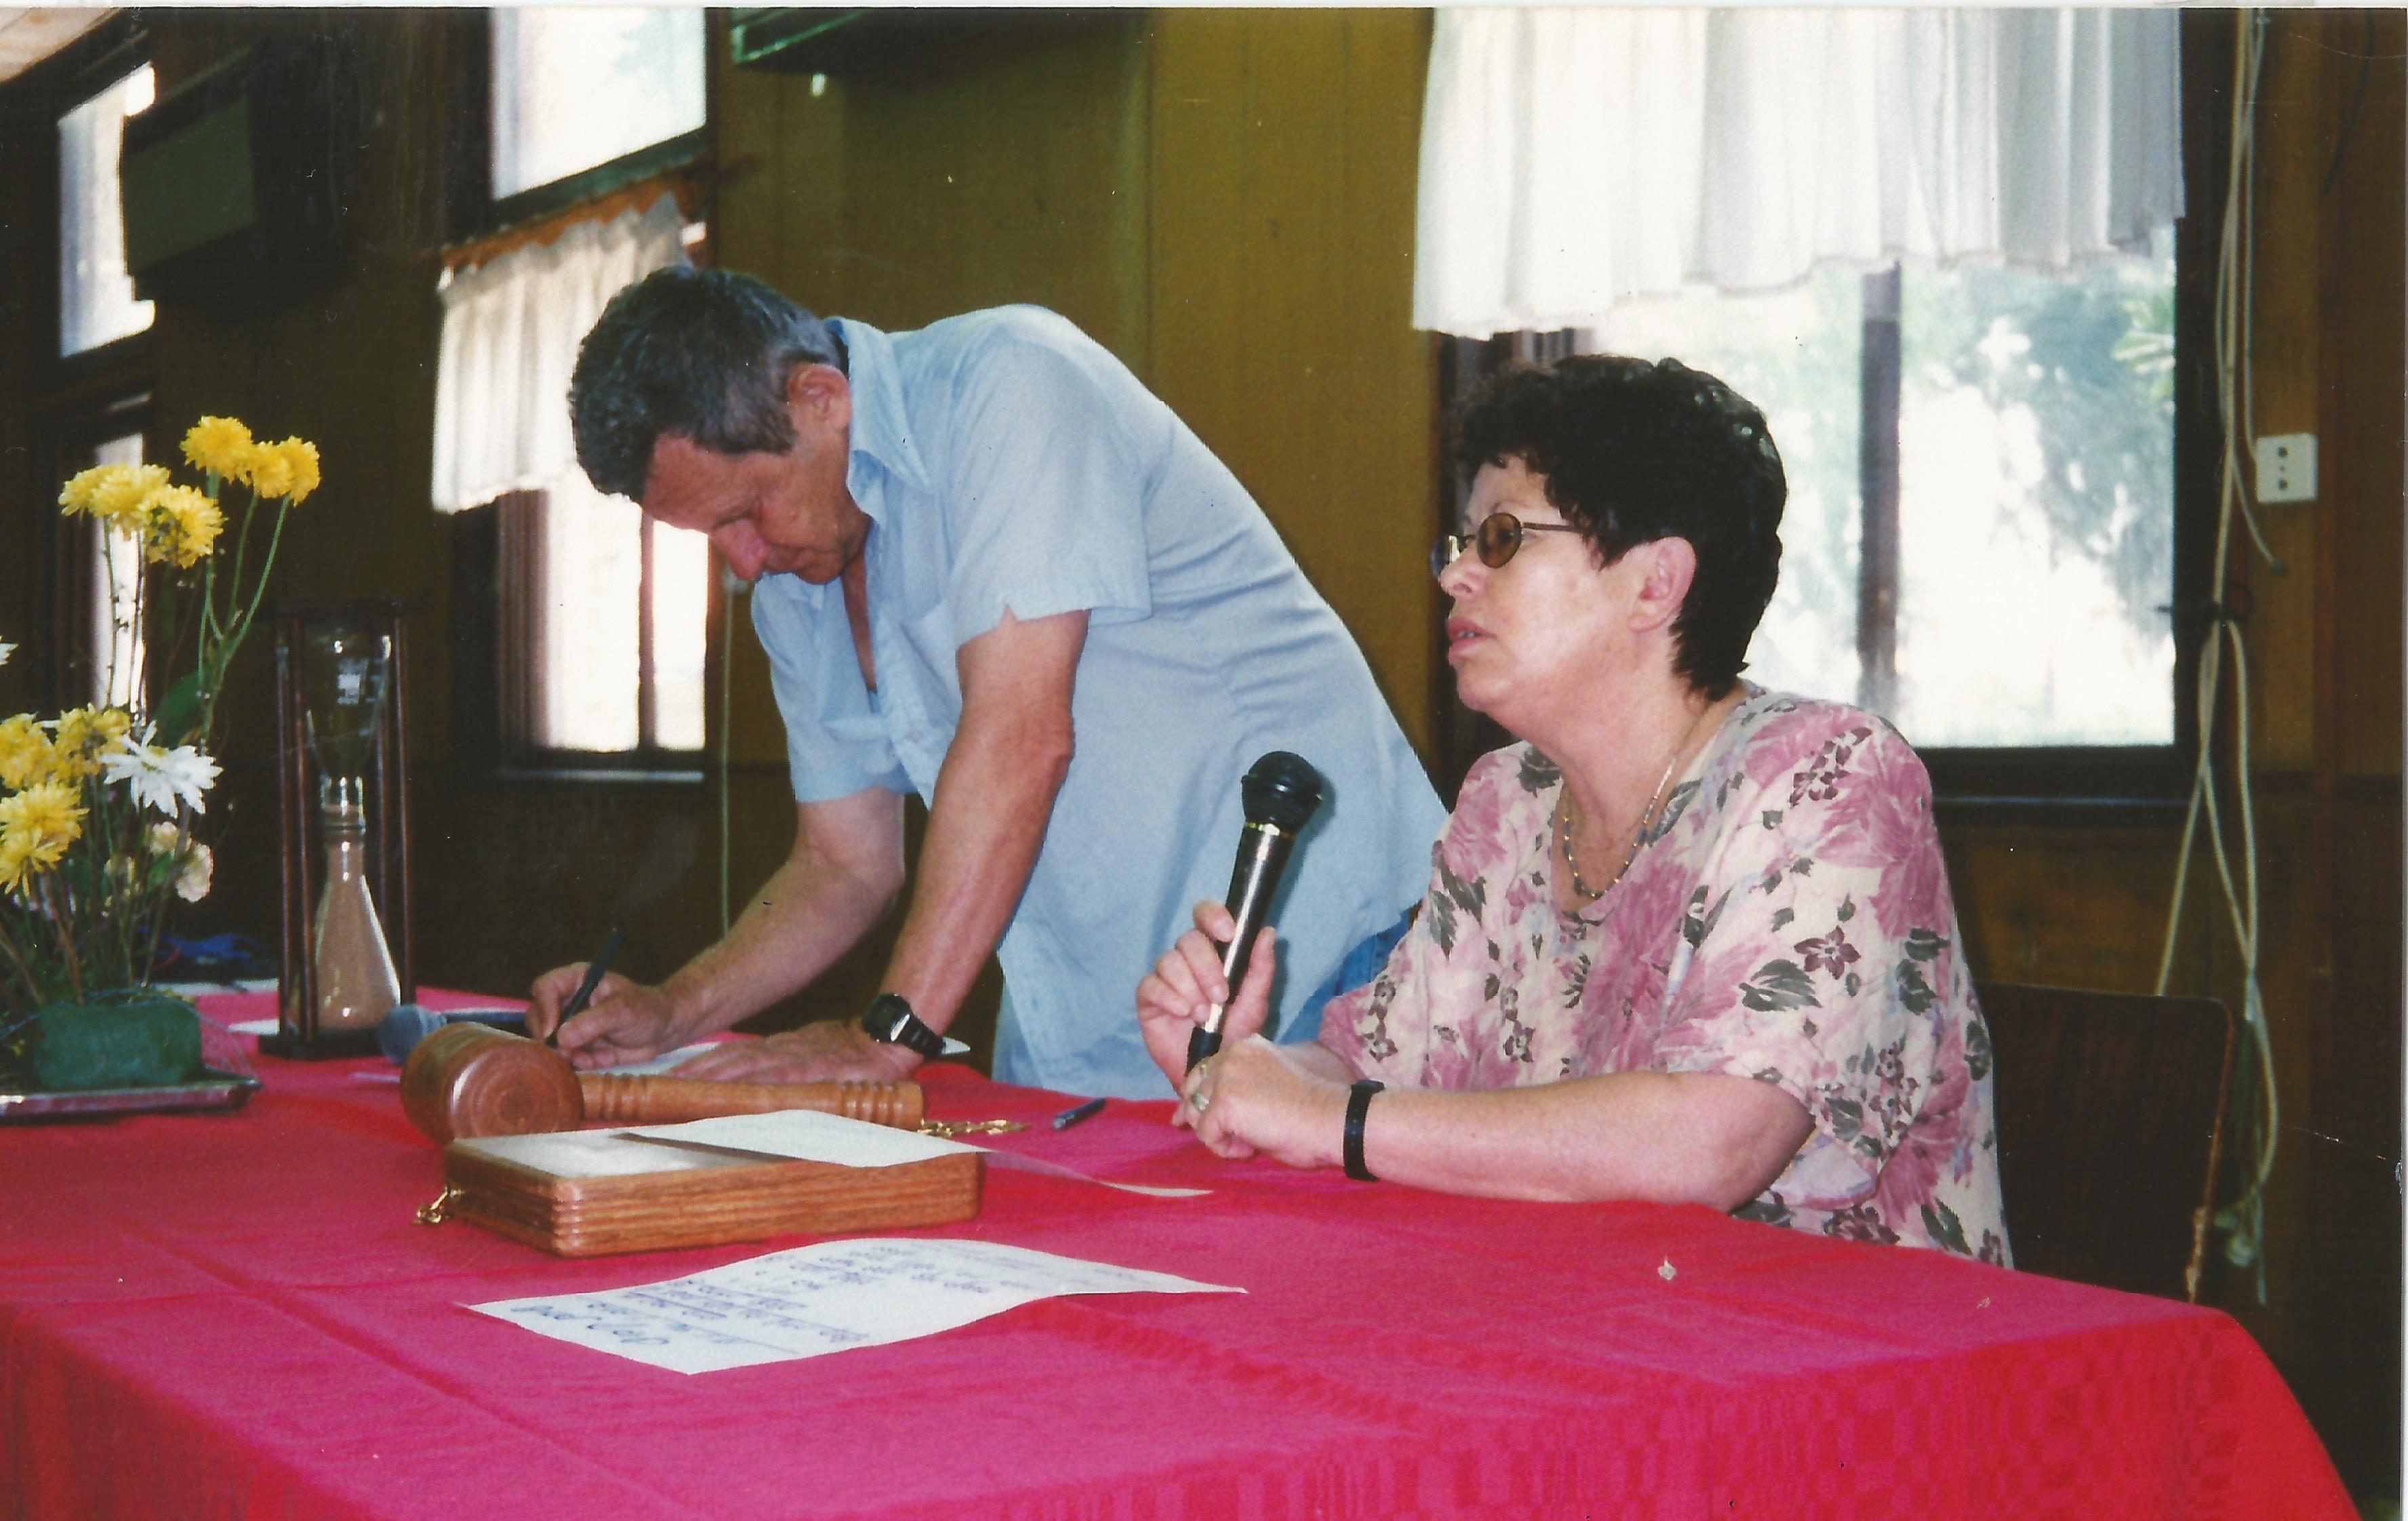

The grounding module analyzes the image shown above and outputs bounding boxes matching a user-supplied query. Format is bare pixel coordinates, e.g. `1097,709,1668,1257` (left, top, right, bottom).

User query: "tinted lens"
1476,512,1524,567
1430,534,1468,577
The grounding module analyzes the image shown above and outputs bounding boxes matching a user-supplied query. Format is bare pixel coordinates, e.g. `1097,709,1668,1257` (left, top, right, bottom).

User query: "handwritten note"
468,1238,1241,1373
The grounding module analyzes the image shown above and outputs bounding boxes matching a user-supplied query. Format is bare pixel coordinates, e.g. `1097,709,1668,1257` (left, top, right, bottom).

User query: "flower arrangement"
0,418,320,1076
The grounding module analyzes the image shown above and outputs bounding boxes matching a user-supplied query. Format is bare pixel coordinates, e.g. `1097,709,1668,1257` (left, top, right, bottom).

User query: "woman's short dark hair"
567,266,847,502
1451,354,1786,697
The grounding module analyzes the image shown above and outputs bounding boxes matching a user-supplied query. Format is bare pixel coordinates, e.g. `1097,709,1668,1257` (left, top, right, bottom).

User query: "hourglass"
265,601,416,1059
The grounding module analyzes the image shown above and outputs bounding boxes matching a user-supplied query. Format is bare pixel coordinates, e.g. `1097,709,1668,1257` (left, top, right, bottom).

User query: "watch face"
866,994,936,1053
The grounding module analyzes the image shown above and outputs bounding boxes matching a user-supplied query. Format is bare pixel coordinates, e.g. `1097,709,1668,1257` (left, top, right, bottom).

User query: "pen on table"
548,926,626,1049
1051,1096,1107,1130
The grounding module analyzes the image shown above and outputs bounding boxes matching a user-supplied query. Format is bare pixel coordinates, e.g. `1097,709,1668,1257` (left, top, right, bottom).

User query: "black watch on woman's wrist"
861,992,946,1059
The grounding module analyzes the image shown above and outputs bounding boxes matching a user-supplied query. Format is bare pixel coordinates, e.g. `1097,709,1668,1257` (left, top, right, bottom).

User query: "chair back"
1975,980,2235,1302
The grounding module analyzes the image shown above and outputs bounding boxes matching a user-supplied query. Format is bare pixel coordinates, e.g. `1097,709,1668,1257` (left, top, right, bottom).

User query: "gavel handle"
577,1075,925,1131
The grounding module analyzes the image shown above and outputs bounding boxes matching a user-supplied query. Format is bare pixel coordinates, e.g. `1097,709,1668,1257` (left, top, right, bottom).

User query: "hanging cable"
2154,9,2281,1303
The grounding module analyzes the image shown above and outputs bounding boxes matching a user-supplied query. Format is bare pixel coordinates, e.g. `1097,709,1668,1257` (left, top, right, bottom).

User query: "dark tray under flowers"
0,1011,260,1122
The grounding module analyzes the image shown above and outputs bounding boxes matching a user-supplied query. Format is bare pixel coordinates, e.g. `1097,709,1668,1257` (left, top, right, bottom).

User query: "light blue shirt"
751,307,1447,1098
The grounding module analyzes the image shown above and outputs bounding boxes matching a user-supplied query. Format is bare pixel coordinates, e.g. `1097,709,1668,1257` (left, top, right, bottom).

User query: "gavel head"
399,1021,582,1143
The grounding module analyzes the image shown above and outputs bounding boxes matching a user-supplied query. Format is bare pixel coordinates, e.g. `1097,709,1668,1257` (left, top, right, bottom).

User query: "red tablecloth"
0,991,2352,1520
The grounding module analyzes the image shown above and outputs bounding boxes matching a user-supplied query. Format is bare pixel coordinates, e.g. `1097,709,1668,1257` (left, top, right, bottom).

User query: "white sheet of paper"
468,1238,1241,1373
607,1043,719,1075
620,1108,980,1167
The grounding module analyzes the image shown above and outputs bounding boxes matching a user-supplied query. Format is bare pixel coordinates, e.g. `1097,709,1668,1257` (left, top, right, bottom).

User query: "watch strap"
862,993,945,1059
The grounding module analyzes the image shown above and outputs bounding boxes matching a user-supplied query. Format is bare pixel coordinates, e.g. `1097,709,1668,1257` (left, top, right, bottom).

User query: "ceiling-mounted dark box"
729,9,1097,77
121,36,358,312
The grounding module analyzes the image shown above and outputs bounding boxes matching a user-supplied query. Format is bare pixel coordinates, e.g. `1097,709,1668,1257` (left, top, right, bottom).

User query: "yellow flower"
142,484,224,567
0,714,49,791
182,415,254,480
49,706,132,779
256,437,320,504
0,831,28,895
58,463,170,531
58,464,113,515
0,779,85,887
246,443,296,499
95,464,173,528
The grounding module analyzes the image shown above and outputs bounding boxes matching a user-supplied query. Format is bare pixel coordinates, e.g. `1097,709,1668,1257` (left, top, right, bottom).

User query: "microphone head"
1241,751,1323,833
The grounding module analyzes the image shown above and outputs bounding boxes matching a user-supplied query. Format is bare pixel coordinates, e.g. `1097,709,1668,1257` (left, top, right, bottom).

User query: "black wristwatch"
861,992,946,1059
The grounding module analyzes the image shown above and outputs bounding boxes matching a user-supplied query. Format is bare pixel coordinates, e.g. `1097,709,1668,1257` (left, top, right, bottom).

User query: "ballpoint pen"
548,926,626,1048
1052,1096,1106,1130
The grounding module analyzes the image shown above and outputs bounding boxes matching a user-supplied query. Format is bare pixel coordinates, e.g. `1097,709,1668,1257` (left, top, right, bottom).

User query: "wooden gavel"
398,1021,924,1144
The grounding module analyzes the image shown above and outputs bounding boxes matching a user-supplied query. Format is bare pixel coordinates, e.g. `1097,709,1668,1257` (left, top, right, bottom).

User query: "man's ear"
1628,538,1698,634
783,362,852,433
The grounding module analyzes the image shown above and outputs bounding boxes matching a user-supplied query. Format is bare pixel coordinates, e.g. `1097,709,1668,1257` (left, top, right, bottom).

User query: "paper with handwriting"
469,1238,1241,1373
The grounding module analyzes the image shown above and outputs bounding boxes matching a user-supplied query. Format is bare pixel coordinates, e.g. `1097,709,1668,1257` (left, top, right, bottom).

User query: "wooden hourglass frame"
264,599,416,1059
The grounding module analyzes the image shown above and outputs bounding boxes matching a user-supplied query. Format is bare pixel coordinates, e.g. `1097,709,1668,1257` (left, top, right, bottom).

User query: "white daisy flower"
0,638,14,668
101,740,222,817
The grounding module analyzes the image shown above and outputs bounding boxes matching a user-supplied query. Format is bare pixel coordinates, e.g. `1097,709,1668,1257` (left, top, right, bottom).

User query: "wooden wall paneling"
2297,8,2405,1498
1231,8,1350,604
1144,12,1250,460
1146,11,1437,758
796,18,1146,346
0,64,39,718
1935,830,2039,985
2321,9,2405,781
2244,17,2325,772
1331,10,1439,760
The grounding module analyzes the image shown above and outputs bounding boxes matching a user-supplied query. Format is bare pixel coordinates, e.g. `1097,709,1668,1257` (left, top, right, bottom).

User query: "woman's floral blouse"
1321,688,2009,1261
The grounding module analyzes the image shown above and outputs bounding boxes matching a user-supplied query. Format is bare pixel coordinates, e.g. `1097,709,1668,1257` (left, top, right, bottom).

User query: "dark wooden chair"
1975,980,2236,1303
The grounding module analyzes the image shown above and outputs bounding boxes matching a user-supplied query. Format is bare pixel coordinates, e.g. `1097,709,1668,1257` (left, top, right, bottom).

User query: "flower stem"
40,875,85,1005
0,913,44,1011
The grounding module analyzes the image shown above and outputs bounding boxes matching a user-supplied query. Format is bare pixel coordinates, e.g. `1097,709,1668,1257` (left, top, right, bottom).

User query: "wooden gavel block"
398,1021,925,1144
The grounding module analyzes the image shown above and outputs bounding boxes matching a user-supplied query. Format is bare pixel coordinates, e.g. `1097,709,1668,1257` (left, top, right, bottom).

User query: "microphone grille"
1242,751,1323,832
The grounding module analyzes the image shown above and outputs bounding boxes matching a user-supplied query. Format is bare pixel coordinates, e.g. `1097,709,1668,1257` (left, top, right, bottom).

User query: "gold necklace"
1555,704,1711,903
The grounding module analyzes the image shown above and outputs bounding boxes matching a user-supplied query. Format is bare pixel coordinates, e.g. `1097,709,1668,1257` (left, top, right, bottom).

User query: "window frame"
444,9,712,247
442,9,721,782
7,12,159,714
1429,13,2228,819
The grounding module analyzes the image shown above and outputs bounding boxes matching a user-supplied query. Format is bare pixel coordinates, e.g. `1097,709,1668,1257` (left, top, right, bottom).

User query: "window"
504,476,709,754
489,9,706,201
86,431,148,709
58,63,154,357
1579,239,2178,750
435,9,711,768
1414,9,2197,801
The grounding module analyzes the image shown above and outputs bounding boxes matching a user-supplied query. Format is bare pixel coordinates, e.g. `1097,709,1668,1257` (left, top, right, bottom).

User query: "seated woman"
1138,355,2007,1260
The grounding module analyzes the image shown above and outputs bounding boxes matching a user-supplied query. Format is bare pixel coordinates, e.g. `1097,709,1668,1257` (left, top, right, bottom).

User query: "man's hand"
527,967,690,1070
1135,899,1277,1088
666,1019,922,1084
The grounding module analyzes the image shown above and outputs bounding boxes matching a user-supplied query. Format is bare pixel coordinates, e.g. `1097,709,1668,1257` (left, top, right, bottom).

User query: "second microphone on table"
1187,750,1325,1074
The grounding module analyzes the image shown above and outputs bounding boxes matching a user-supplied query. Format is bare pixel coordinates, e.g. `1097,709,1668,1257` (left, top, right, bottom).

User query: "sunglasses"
1430,512,1587,577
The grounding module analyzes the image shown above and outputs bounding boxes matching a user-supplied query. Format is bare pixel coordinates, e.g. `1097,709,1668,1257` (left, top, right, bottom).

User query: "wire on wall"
2154,8,2281,1304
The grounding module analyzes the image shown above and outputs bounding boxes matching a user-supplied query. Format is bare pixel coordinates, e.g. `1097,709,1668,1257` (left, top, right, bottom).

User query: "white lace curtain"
429,194,688,512
1413,7,2182,338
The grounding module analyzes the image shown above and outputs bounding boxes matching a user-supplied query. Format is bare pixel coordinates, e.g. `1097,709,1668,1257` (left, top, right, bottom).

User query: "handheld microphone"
1187,751,1324,1074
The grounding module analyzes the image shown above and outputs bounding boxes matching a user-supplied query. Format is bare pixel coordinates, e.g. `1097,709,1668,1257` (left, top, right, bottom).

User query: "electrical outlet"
2254,432,2317,504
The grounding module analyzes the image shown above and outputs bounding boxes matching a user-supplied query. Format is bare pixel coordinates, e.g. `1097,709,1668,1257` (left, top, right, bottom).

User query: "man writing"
527,268,1444,1097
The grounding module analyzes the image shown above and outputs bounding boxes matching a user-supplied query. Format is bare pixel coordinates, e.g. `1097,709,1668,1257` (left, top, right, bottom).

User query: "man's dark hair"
568,266,847,502
1451,354,1786,697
